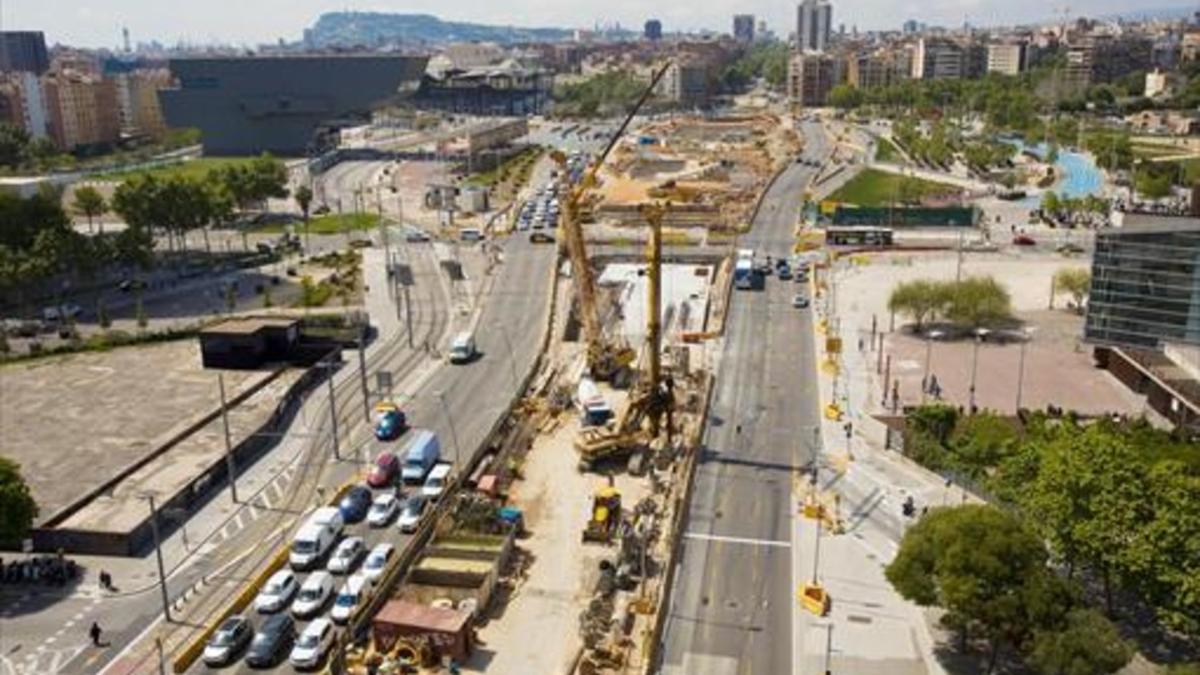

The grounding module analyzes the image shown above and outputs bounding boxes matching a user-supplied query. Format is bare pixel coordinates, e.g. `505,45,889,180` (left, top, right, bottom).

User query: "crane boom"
558,61,672,378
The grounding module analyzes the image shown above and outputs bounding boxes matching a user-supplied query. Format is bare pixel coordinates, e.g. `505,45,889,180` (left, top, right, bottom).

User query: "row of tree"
887,276,1013,333
888,503,1133,674
899,408,1200,658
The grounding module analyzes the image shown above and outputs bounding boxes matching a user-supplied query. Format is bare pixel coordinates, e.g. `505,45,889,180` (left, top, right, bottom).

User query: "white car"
367,493,398,527
397,495,429,533
289,618,334,670
291,571,334,619
327,536,365,574
254,569,299,613
362,543,396,585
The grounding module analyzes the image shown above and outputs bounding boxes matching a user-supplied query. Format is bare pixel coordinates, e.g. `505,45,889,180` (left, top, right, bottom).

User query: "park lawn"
252,213,381,235
1132,143,1189,159
828,168,960,207
95,157,259,182
876,137,902,163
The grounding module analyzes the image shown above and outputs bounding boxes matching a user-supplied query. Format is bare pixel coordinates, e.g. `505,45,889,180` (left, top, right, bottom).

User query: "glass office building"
1085,216,1200,349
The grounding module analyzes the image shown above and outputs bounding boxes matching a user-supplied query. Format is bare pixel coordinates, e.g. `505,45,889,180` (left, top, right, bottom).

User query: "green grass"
876,137,902,163
94,157,258,182
256,213,380,235
1132,143,1190,159
828,168,960,207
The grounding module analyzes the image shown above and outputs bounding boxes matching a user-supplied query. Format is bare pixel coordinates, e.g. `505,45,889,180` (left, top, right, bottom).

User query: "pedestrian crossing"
1,642,86,674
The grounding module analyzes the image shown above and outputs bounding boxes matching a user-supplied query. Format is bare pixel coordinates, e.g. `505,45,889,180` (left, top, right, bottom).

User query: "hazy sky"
5,0,1192,48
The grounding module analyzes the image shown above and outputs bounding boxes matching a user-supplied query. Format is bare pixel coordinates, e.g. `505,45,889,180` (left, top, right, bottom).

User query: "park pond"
1003,139,1105,200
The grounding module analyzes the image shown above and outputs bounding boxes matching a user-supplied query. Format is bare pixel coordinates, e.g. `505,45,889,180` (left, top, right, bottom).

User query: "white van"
330,574,369,624
291,571,335,619
448,332,476,364
308,506,344,534
289,522,337,570
422,463,453,500
459,227,484,242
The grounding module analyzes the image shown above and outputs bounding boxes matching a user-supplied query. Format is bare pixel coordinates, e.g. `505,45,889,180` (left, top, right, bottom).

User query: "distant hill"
307,12,575,47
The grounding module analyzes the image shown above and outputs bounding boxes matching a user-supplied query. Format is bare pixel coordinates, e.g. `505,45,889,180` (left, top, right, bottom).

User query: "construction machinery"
582,486,623,543
557,61,671,381
574,202,676,470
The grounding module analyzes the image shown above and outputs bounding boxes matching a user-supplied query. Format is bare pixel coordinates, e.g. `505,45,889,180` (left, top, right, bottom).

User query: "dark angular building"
0,31,49,74
645,20,663,41
1085,216,1200,349
160,54,428,156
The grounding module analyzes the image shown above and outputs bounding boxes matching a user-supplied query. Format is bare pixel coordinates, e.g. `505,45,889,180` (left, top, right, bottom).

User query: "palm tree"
294,184,313,252
71,185,107,235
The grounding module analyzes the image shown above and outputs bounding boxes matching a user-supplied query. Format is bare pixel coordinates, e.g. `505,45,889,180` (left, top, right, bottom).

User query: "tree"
0,123,29,168
1041,190,1060,214
888,279,950,332
294,184,314,251
1053,268,1091,313
944,276,1012,329
0,457,38,546
829,84,864,110
1135,168,1173,200
886,504,1050,671
1129,462,1200,635
71,186,108,235
1030,609,1131,675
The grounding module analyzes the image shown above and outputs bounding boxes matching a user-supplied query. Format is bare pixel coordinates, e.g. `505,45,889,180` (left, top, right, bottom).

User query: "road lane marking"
684,532,790,548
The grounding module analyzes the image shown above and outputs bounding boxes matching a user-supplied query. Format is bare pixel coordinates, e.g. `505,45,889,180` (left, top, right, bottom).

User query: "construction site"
336,68,756,675
584,113,799,236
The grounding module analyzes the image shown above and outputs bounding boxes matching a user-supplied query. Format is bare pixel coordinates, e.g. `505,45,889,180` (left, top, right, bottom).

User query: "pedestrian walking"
89,622,102,646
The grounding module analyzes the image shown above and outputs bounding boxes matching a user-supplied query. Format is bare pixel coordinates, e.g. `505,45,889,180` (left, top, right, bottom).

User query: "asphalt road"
659,121,830,675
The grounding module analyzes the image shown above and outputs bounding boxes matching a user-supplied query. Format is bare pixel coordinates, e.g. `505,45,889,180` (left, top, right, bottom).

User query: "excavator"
555,61,671,382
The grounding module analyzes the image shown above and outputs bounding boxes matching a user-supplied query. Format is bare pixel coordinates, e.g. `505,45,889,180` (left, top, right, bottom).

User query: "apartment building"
1065,33,1153,90
846,50,910,89
788,51,843,107
912,37,965,80
41,70,120,151
987,42,1027,76
114,68,171,140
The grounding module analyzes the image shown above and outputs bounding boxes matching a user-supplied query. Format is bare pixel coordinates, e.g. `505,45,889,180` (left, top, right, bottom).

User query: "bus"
825,226,894,247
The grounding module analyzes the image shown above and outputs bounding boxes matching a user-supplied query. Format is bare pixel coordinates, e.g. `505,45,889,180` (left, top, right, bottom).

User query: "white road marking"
684,532,791,548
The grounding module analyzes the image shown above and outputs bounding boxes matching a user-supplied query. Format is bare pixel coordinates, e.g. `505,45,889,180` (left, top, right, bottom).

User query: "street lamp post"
436,391,462,467
141,493,171,622
921,330,945,403
968,328,990,412
217,373,239,503
1014,327,1036,413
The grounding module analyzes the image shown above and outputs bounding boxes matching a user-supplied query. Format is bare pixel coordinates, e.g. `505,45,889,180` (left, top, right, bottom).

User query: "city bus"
824,226,894,247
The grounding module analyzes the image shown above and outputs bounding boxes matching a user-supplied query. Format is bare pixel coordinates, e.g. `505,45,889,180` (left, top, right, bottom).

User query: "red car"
1012,234,1036,246
367,452,399,488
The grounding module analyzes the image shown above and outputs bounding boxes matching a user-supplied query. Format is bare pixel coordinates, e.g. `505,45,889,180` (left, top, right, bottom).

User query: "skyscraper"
797,0,833,52
0,32,49,75
733,15,756,43
644,20,663,41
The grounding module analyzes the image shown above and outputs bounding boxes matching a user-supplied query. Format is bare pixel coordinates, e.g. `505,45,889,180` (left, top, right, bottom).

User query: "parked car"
330,574,369,624
792,294,810,308
367,493,399,527
422,463,453,500
397,495,429,533
289,618,334,671
1056,242,1084,254
1013,234,1037,246
530,232,556,244
338,486,372,523
291,572,334,619
362,543,396,585
327,536,365,575
254,569,299,614
244,613,295,668
367,451,400,488
203,615,252,667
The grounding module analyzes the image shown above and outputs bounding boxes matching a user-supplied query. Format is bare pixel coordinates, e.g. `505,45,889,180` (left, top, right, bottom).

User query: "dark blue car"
373,403,407,441
339,486,372,523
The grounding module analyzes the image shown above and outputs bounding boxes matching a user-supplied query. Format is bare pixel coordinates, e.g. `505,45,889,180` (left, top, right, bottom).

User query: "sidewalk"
792,251,953,675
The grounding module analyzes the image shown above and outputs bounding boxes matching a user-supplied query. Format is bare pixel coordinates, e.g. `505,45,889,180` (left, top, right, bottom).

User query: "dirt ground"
466,387,649,674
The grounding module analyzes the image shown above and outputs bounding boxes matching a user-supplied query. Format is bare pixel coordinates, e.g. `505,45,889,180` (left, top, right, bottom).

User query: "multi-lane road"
660,121,830,675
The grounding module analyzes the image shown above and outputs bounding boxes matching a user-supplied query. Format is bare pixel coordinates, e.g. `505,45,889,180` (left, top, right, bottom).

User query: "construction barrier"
798,583,830,617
